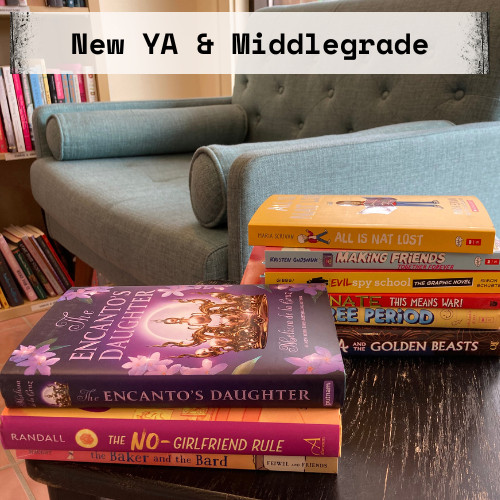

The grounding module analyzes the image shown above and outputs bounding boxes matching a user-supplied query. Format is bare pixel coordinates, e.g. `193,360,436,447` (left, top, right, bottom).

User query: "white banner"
10,12,488,74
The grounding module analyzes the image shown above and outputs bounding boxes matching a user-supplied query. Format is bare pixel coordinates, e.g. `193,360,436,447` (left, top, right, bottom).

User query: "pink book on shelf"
0,74,16,152
11,73,33,151
0,234,37,301
1,66,25,153
0,115,8,153
77,74,87,102
53,71,65,103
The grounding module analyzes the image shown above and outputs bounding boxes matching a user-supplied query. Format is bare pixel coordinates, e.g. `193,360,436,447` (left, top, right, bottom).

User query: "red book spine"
39,234,74,287
77,74,87,102
0,235,37,301
329,293,500,310
0,114,8,152
11,73,33,151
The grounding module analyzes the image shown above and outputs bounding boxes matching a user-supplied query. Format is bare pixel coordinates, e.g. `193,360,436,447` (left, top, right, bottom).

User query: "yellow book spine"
0,287,10,309
15,449,338,473
249,225,496,254
264,270,500,294
41,74,51,104
333,306,500,329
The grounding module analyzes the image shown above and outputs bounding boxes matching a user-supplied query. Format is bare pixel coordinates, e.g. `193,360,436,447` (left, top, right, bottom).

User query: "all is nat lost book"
248,195,496,253
0,285,345,409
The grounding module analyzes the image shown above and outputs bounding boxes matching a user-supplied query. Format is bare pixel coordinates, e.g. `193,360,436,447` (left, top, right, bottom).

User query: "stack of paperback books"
0,224,73,311
245,195,500,356
0,284,345,473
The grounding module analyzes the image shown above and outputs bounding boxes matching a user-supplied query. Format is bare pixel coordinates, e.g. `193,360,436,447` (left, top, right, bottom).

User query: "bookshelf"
0,295,60,321
0,1,247,321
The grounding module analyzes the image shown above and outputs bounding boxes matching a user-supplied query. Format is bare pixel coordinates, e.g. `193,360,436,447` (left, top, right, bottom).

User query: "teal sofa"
31,0,500,285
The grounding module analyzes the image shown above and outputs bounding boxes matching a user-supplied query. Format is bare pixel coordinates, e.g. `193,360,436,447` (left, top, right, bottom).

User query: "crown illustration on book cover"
0,284,345,409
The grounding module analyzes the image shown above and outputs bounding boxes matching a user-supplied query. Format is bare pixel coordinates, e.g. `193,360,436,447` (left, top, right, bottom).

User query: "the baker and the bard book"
248,195,496,253
0,284,345,409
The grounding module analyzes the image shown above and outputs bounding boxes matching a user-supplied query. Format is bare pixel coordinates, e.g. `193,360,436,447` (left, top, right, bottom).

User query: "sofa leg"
74,257,94,287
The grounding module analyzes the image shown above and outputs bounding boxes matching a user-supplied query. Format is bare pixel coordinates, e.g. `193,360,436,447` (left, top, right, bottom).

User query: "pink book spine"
1,415,341,457
53,72,65,102
0,115,7,152
11,73,33,151
0,235,37,301
77,74,87,102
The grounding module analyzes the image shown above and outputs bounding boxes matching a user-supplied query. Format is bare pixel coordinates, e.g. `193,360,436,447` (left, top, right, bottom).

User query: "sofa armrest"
226,122,500,281
33,96,232,158
190,120,453,228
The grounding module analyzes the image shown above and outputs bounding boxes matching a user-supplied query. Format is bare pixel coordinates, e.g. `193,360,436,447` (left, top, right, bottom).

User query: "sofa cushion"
30,154,229,285
45,104,248,161
189,120,455,228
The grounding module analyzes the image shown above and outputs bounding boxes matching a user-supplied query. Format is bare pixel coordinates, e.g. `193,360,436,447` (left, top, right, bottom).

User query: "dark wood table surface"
26,355,500,500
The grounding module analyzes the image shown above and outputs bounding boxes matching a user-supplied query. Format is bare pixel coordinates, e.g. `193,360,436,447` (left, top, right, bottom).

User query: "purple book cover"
0,285,345,409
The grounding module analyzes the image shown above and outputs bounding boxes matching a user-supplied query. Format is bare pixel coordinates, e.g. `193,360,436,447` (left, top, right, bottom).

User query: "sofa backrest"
232,0,500,143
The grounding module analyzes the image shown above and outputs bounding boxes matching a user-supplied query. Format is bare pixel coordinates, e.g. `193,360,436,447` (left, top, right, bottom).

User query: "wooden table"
26,355,500,500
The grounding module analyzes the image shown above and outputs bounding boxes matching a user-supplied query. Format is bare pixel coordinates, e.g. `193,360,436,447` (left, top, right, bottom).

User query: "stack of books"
0,284,345,474
0,224,73,311
0,61,96,155
244,194,500,356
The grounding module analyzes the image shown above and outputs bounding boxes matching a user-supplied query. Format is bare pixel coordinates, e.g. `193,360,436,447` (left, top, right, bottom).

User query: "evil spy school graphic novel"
0,285,345,409
248,195,496,253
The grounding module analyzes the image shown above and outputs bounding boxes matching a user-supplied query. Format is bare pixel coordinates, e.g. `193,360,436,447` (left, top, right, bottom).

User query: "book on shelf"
0,251,23,306
263,237,500,270
2,227,66,295
28,72,45,109
0,405,342,458
248,195,496,253
0,234,37,301
11,72,33,151
2,229,57,298
336,324,500,356
46,72,59,104
47,1,64,8
16,449,339,473
331,305,500,329
0,73,16,152
28,59,52,105
264,268,500,294
83,66,97,102
0,284,345,409
0,117,8,153
24,224,74,288
19,73,35,145
1,66,25,153
9,243,47,300
0,286,9,308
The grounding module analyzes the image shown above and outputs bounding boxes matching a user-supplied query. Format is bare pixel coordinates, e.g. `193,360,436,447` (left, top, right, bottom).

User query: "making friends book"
0,284,345,409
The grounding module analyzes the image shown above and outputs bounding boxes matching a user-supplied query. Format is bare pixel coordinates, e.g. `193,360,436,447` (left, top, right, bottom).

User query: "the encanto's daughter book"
0,284,345,409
